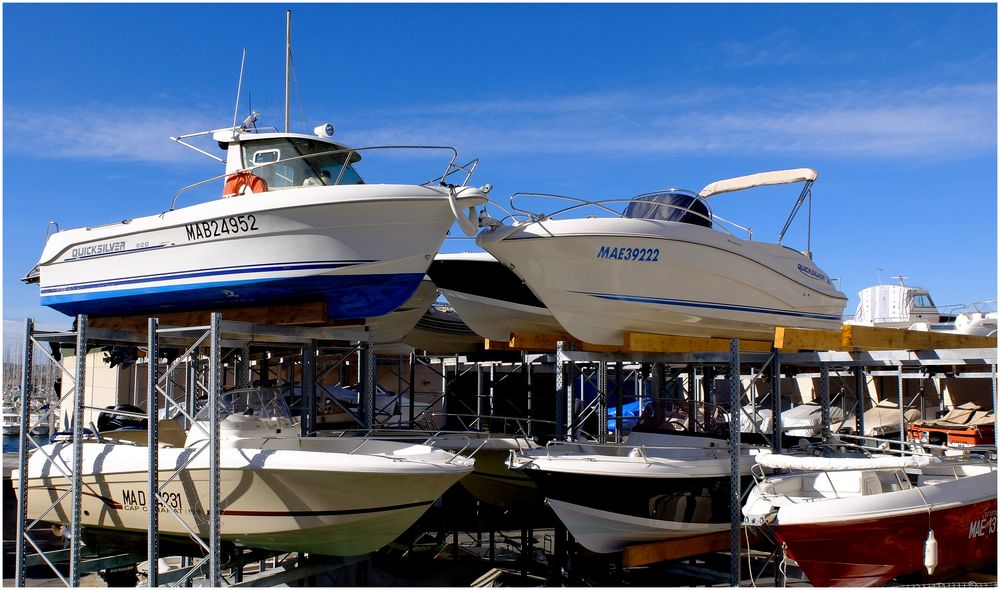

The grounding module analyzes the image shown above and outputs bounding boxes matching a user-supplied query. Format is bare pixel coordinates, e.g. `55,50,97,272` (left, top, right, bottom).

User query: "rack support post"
70,314,88,586
208,313,222,586
147,318,160,587
819,365,831,434
727,339,741,588
15,318,34,588
555,341,566,441
854,364,866,437
771,353,782,453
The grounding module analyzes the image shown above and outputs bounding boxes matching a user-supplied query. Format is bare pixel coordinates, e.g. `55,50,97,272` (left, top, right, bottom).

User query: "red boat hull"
771,498,997,587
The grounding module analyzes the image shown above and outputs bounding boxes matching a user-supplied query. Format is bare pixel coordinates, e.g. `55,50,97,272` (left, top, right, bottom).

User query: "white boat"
743,453,997,587
848,279,957,329
782,401,849,437
477,169,847,345
426,432,544,511
910,300,998,337
507,400,767,553
2,405,19,437
24,118,487,321
403,304,485,354
427,252,562,342
14,388,473,556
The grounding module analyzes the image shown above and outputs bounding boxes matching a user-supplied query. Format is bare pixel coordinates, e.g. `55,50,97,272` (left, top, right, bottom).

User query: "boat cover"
758,453,939,471
623,193,712,228
698,168,817,198
851,284,922,324
912,402,994,430
866,400,922,433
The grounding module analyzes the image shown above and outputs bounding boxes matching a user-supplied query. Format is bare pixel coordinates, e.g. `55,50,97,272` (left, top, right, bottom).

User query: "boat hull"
546,498,728,553
17,441,471,556
477,218,846,344
428,252,562,341
37,185,482,320
770,496,997,586
438,288,561,342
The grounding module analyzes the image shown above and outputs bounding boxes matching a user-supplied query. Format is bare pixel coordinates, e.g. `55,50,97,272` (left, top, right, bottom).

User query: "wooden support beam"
774,326,843,351
621,531,732,567
88,302,328,333
483,338,511,351
842,324,997,351
625,332,772,353
507,332,624,353
775,325,997,352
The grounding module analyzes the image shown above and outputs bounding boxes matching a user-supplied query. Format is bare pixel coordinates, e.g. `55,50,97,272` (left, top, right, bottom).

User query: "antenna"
284,10,291,133
232,48,247,131
874,265,884,285
892,275,908,287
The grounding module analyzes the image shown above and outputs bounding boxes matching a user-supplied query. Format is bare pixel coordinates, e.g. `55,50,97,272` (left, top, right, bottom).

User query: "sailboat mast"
284,10,291,133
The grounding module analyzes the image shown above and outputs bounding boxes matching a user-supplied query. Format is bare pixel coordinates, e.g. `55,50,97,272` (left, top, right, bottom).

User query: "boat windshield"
195,387,294,422
632,399,728,436
243,138,365,189
623,192,713,228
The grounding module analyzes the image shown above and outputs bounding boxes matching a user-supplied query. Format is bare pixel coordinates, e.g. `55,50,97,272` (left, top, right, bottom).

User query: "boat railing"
168,145,473,211
486,192,753,240
539,438,728,462
322,426,537,463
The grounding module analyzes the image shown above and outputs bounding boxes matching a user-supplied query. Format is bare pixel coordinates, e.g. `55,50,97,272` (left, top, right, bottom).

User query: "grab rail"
497,192,754,240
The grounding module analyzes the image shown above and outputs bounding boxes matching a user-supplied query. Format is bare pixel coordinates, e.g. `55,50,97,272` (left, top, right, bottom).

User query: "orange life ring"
223,172,268,198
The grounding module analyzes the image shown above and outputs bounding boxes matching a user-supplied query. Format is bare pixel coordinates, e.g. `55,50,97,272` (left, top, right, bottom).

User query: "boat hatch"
623,192,713,228
243,137,365,190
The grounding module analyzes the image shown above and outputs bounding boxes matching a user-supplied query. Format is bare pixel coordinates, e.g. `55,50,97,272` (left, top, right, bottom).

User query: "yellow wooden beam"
483,338,511,351
506,332,624,353
843,324,998,351
625,332,772,353
774,326,843,351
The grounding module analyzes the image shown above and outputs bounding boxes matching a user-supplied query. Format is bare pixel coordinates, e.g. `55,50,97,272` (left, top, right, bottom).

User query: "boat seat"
801,470,872,497
649,489,713,523
157,419,187,448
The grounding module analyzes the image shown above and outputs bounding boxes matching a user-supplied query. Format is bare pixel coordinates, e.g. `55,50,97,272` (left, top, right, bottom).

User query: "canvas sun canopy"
698,168,817,198
623,193,713,228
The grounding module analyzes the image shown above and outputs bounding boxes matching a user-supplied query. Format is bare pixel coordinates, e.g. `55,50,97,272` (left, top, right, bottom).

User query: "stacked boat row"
496,400,997,587
23,109,850,348
15,388,474,557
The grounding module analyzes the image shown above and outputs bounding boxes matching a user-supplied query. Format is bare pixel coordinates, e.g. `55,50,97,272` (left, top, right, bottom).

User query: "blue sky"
3,3,997,337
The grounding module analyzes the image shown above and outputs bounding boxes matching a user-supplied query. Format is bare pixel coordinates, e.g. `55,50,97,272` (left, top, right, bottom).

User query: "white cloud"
5,106,227,164
346,82,997,159
5,82,995,164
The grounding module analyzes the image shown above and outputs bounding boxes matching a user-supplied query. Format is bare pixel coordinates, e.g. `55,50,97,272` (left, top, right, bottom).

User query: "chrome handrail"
168,145,467,211
503,191,755,240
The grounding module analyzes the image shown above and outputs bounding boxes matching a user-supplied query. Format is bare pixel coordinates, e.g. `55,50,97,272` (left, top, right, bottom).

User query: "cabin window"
912,294,935,308
242,138,365,190
252,149,280,165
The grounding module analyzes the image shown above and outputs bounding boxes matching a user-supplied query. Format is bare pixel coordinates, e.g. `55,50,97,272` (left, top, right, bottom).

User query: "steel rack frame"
14,314,376,587
543,340,997,587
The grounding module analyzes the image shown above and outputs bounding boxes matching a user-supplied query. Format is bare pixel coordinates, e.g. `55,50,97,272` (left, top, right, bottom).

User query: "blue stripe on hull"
573,291,842,322
42,273,425,320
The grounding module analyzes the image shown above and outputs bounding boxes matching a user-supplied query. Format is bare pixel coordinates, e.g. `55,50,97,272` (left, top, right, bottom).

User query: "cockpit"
623,191,713,228
242,136,366,190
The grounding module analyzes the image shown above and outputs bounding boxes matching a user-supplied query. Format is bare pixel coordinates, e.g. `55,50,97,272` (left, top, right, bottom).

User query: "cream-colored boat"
14,388,473,556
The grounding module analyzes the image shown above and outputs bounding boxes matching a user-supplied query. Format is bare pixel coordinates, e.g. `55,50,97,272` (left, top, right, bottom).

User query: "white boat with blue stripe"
25,117,488,320
476,168,847,344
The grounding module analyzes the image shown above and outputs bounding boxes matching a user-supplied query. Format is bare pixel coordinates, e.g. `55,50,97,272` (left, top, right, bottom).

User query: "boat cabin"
214,129,366,196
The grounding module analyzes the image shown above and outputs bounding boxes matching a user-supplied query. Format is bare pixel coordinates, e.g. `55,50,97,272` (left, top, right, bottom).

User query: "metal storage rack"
13,313,380,587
